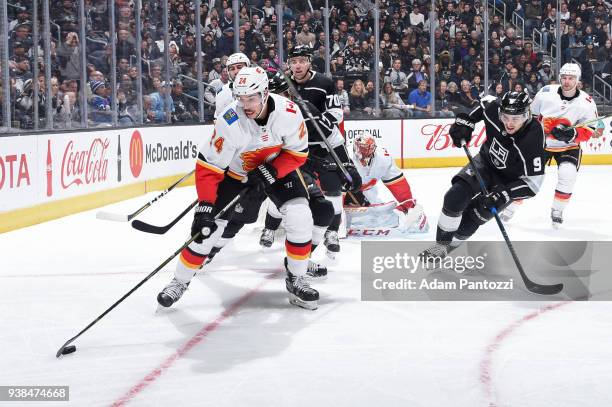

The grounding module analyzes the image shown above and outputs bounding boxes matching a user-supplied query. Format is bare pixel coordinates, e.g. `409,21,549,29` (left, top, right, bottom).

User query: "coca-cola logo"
130,130,143,178
61,138,110,189
422,123,487,150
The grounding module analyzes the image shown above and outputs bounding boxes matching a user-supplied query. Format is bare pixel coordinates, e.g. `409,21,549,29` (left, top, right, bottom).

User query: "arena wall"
2,119,611,232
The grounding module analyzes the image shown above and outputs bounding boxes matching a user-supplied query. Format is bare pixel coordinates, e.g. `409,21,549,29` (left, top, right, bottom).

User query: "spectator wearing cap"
218,27,235,55
208,58,223,82
10,40,29,62
8,6,31,31
538,60,555,84
406,58,428,94
407,80,432,118
89,80,112,125
148,80,174,123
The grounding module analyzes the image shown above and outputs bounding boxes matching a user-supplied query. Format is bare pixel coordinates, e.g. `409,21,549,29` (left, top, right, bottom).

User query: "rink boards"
1,118,611,232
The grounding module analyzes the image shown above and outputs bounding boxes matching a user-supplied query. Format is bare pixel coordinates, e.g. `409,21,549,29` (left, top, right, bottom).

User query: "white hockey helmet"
353,133,377,165
233,67,269,117
226,52,250,82
559,63,581,80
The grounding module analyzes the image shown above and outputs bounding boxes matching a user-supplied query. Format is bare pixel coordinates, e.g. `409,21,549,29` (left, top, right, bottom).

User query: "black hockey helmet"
267,71,289,94
288,45,313,60
500,91,531,115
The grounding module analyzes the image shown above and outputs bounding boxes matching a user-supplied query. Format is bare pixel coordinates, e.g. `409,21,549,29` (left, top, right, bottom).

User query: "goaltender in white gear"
214,52,250,118
345,134,429,237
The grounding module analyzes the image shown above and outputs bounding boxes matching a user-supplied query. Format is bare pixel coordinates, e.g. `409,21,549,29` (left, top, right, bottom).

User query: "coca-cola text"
61,138,110,189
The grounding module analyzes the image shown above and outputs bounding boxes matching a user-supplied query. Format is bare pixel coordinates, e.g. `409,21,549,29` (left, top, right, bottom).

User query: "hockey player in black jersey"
422,91,546,260
259,45,362,259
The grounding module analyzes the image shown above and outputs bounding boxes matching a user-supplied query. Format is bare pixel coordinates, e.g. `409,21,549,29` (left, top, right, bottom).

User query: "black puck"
62,345,77,355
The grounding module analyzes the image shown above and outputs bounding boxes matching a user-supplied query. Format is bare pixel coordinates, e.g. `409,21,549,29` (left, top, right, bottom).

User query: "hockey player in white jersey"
158,67,319,310
213,52,250,118
502,63,599,227
344,134,429,236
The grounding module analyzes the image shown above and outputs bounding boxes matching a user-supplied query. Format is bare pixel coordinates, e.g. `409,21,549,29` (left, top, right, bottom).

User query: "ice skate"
551,209,563,229
324,230,340,259
285,258,319,310
306,260,328,279
419,243,449,269
157,278,189,308
259,228,275,248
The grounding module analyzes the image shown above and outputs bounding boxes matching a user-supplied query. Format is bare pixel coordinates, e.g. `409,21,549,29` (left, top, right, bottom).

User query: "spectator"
348,79,371,118
205,68,229,106
296,23,316,47
435,80,456,118
381,82,411,118
384,59,409,96
171,80,198,122
148,81,174,123
407,80,432,118
538,60,555,84
89,81,112,126
335,79,350,116
598,39,612,63
457,79,479,112
208,58,224,82
525,73,543,97
57,31,81,80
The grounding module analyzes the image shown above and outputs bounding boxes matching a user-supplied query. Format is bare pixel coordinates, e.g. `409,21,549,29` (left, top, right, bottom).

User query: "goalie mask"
353,134,377,166
499,91,531,135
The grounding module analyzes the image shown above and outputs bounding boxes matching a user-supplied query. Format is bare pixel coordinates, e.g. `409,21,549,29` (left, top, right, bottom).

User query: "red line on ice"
111,271,280,406
479,300,572,407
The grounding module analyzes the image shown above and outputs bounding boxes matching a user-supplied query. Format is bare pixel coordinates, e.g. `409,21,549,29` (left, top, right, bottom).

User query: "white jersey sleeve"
214,83,235,118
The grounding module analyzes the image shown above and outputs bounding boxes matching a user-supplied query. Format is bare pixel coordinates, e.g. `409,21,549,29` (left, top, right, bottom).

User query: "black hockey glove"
314,112,336,139
247,163,278,188
192,202,217,243
551,124,577,143
346,190,370,207
449,113,475,148
341,162,363,192
479,186,511,212
308,155,337,173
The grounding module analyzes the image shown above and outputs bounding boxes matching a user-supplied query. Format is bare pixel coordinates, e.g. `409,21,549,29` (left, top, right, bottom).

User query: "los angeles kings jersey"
196,93,308,203
292,70,345,150
531,85,598,151
468,99,546,198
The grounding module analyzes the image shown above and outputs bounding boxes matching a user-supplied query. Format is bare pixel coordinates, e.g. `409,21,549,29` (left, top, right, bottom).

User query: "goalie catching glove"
192,202,217,243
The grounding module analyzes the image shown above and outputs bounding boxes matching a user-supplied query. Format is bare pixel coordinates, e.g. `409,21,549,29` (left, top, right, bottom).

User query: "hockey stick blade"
95,170,195,223
96,210,133,222
131,199,197,235
462,144,564,295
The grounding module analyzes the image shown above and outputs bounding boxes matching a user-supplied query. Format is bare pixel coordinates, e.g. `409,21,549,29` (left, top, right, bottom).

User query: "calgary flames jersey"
352,146,412,205
214,82,233,118
531,85,598,151
196,93,308,203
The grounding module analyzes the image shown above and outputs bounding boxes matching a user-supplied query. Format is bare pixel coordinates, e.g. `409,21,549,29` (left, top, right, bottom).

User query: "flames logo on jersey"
240,144,282,172
541,116,572,135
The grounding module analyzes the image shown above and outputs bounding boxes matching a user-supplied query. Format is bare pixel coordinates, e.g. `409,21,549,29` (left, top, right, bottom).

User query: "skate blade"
306,274,328,281
552,222,561,230
325,249,338,260
288,294,318,310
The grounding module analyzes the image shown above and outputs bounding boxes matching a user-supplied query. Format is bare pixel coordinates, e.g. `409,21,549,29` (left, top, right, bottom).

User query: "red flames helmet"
353,134,377,165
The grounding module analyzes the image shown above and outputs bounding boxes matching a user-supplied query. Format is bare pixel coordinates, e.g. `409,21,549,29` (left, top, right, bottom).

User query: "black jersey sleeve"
322,76,344,125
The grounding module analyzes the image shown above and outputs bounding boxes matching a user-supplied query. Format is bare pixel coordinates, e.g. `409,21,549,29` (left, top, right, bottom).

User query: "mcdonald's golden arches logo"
129,130,144,178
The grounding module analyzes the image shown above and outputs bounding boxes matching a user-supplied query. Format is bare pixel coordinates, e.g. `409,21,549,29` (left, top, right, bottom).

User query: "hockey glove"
449,113,475,148
314,112,336,139
308,155,337,173
346,190,370,207
551,124,577,143
395,199,416,214
247,163,278,188
341,162,363,192
479,186,511,212
192,202,217,243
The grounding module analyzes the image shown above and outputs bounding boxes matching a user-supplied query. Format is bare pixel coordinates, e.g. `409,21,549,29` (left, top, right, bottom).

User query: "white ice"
1,166,611,407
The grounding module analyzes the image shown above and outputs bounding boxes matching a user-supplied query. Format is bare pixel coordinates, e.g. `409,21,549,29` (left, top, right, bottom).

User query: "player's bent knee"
281,198,313,241
310,197,334,227
557,162,578,189
443,181,473,215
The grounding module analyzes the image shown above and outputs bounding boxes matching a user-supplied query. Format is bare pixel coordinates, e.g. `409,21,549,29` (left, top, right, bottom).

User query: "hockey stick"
96,170,195,222
56,188,249,358
267,60,355,186
462,143,563,295
131,199,198,235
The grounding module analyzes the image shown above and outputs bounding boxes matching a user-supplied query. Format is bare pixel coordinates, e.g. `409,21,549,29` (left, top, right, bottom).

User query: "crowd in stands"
2,0,611,130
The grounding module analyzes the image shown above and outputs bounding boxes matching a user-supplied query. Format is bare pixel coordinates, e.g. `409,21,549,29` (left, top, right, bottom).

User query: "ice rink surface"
2,166,612,407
